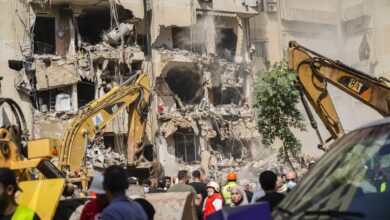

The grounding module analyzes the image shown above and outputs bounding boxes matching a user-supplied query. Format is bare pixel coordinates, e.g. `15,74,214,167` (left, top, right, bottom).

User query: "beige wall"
372,0,390,79
249,0,390,156
0,0,33,131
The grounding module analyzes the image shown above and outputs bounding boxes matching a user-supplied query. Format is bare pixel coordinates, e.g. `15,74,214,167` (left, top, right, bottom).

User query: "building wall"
0,0,264,179
372,0,390,79
249,0,389,156
0,1,33,131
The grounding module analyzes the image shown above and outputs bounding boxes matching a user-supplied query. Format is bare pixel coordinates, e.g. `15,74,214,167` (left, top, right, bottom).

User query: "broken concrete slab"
35,58,80,91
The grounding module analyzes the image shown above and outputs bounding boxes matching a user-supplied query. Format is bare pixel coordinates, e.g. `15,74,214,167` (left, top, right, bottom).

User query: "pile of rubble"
85,144,127,169
158,104,257,141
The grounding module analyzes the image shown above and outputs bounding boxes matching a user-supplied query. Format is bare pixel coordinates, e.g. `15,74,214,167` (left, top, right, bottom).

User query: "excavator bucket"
17,179,65,220
145,192,197,220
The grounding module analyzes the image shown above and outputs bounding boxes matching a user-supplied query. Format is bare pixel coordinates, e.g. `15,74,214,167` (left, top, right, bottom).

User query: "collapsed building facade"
2,0,270,180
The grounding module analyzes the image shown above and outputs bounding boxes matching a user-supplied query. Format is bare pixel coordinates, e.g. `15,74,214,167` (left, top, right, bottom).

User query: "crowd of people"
79,167,299,220
128,168,298,220
0,164,299,220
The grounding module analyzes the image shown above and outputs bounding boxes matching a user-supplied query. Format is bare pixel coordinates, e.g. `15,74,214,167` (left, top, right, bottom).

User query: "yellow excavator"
288,41,390,150
0,72,155,219
58,71,153,188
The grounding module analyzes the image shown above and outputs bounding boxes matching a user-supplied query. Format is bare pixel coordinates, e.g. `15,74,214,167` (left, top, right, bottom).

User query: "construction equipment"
288,41,390,150
58,71,152,185
0,72,152,218
0,98,67,219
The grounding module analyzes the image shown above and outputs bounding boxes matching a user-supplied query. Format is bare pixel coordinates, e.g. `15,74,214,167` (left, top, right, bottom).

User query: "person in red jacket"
202,181,224,220
80,173,108,220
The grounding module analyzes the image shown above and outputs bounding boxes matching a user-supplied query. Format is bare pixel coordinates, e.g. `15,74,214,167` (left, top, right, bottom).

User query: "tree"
253,61,306,170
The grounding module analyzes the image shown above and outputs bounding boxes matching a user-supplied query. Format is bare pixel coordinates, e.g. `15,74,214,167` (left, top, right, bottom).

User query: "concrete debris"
86,144,126,168
35,57,80,91
159,105,258,141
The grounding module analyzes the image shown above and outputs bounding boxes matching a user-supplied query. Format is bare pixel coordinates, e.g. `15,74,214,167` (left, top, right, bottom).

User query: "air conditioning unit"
266,3,278,12
267,0,277,3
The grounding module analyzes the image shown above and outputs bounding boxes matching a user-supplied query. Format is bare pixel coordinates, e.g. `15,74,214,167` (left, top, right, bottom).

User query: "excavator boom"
59,72,151,172
288,41,390,148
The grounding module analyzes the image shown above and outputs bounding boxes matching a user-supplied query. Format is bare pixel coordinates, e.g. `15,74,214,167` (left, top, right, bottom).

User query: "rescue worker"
81,173,108,220
202,182,223,220
380,177,388,192
221,172,237,206
0,167,40,220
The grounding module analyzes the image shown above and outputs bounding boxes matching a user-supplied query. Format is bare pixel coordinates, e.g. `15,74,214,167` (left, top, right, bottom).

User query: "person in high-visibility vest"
0,168,40,220
380,168,390,193
221,172,237,206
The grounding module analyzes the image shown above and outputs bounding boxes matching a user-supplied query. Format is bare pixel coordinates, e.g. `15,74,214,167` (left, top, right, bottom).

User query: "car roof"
356,117,390,130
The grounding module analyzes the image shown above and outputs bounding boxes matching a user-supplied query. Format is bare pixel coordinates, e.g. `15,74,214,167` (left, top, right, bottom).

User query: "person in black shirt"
256,170,285,211
189,170,207,220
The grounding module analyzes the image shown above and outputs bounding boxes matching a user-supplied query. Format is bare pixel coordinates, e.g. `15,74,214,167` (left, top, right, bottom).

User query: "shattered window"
33,17,55,54
216,28,237,61
174,131,199,163
77,7,111,45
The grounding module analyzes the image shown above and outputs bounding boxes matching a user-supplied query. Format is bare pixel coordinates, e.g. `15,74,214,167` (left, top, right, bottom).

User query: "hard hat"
128,176,139,185
90,173,105,195
227,172,237,181
207,181,220,192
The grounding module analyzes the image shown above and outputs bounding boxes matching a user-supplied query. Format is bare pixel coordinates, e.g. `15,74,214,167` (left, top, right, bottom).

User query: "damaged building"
9,0,148,165
2,0,266,180
149,0,261,176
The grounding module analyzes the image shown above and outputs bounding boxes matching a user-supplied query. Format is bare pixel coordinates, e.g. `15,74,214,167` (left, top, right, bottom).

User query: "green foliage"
253,61,306,163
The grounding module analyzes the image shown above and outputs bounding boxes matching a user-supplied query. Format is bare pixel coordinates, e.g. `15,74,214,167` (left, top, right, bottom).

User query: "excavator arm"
59,72,151,172
288,41,390,149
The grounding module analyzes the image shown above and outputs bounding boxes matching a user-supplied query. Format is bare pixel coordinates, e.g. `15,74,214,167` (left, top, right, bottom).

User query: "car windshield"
276,122,390,219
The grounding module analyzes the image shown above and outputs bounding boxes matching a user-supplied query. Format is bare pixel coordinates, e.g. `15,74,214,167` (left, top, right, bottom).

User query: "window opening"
174,130,199,163
33,17,55,54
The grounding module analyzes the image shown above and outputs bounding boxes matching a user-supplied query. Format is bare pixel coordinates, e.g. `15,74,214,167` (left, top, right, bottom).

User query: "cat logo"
111,104,119,113
104,102,125,114
338,76,371,100
348,78,364,94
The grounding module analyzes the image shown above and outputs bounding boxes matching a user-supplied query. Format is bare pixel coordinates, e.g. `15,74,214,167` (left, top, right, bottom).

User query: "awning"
280,0,338,25
196,10,237,18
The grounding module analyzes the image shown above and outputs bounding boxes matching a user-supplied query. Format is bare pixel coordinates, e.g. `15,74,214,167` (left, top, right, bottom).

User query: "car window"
276,123,390,219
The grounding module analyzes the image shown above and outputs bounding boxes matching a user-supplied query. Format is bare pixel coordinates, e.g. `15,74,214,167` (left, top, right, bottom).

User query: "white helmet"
90,173,106,194
207,181,220,192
